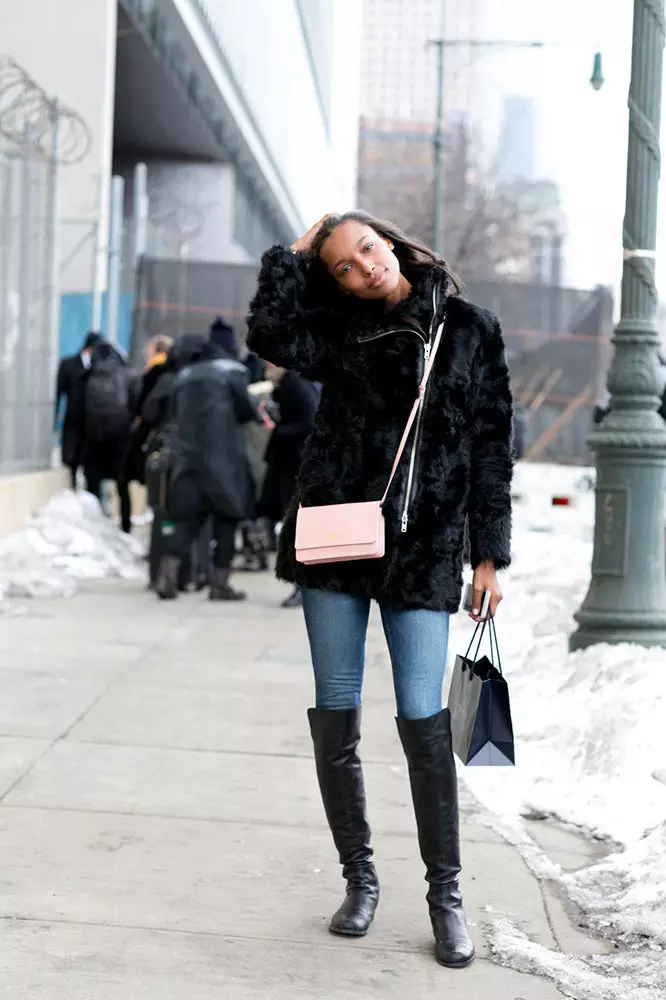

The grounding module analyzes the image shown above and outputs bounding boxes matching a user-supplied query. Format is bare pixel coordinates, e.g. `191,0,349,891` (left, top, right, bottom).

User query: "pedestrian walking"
259,363,319,607
248,211,513,968
152,332,262,602
79,336,133,533
142,336,212,593
54,331,103,489
125,334,173,487
209,317,271,575
206,320,274,575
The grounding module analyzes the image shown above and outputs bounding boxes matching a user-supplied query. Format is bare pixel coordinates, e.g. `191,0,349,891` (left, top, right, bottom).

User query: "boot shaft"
308,707,374,870
396,709,461,881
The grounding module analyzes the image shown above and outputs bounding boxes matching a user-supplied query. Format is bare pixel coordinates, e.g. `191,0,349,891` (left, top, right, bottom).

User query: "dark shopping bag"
447,616,515,767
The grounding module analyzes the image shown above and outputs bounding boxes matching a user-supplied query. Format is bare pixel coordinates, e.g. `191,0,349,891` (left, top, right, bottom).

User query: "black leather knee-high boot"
308,707,380,937
396,709,475,968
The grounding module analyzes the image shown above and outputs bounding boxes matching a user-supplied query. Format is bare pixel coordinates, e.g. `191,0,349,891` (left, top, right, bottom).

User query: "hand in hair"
290,215,336,255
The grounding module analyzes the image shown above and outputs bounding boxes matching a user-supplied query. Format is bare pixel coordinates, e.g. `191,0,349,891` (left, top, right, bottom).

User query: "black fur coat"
248,246,513,613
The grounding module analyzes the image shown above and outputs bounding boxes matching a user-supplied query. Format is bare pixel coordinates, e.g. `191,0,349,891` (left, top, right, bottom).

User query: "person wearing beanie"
209,316,238,358
54,331,105,489
151,333,264,602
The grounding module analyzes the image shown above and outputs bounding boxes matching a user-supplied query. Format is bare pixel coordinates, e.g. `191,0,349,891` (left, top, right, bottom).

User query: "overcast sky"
475,0,648,294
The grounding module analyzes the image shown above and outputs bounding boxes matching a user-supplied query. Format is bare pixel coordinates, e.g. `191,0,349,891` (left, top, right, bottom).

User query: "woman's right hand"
290,215,333,254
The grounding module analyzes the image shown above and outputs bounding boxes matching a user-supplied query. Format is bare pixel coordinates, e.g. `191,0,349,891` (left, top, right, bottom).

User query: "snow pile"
489,919,660,1000
453,462,666,993
0,489,145,599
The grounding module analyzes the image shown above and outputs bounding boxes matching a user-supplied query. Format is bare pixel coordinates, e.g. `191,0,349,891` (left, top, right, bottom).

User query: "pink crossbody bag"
295,320,444,565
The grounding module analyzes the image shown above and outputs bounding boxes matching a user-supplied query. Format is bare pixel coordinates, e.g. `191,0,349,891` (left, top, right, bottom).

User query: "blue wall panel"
59,293,133,359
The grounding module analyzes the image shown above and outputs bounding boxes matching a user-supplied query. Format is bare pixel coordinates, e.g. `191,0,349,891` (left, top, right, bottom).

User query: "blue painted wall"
59,293,133,359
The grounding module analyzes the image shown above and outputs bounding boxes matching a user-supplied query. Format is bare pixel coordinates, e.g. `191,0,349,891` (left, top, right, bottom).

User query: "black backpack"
85,351,130,441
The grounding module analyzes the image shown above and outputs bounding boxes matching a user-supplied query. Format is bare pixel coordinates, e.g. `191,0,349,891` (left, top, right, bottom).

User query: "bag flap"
295,502,383,549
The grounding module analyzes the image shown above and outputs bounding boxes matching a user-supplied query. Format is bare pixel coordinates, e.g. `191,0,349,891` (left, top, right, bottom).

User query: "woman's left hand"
469,560,503,622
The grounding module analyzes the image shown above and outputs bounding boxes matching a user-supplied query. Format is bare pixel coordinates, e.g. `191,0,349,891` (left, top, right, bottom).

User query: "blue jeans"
302,589,450,720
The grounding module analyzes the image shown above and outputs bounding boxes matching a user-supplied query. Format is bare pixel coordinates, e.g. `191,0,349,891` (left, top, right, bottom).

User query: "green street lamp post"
570,0,666,650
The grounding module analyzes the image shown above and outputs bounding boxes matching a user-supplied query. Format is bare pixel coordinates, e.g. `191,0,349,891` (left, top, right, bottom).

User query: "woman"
247,212,512,969
125,334,174,487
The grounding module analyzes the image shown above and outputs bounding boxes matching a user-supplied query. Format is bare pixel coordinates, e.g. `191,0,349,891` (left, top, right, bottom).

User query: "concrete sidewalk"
0,572,606,999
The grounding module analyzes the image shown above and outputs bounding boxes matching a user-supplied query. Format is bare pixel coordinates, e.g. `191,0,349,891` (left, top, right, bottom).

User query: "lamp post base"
570,611,666,650
569,434,666,652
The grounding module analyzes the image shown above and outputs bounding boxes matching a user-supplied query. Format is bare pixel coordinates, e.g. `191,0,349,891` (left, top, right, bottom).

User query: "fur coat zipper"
248,246,513,613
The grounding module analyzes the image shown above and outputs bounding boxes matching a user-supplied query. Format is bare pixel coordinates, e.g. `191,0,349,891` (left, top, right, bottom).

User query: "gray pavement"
0,571,608,998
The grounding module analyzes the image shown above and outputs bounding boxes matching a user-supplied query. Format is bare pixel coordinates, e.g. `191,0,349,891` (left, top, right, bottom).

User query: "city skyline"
356,0,666,297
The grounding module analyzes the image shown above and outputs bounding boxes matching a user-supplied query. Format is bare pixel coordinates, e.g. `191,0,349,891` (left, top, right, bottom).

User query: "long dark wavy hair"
304,210,463,306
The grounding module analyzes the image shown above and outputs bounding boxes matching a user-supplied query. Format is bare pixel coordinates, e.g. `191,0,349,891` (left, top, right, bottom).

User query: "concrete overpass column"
119,160,252,265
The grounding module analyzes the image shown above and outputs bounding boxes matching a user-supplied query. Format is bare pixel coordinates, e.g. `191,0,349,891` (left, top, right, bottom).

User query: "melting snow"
0,489,144,601
453,463,666,997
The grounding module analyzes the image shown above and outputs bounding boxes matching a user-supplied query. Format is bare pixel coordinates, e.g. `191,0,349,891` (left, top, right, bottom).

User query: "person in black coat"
259,364,319,606
152,333,262,602
54,332,103,488
78,338,133,533
248,211,513,969
211,318,274,575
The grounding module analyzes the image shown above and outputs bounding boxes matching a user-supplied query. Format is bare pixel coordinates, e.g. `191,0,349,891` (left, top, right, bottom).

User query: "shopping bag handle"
488,615,503,676
463,615,503,676
464,618,488,664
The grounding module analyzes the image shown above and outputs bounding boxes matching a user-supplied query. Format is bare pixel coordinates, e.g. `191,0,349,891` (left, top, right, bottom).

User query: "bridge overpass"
3,0,360,304
0,0,360,497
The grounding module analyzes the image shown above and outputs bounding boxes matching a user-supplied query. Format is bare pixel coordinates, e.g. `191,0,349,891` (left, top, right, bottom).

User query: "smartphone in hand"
462,583,491,619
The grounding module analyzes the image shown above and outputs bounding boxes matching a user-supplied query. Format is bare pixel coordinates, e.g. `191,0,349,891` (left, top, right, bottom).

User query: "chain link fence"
0,134,56,473
0,57,90,474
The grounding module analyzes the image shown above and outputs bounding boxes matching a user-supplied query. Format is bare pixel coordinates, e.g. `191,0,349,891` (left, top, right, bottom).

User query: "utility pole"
429,39,445,256
426,37,557,259
570,0,666,649
106,175,124,347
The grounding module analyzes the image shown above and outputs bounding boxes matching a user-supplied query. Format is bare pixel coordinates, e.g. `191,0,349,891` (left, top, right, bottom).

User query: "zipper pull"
401,512,408,533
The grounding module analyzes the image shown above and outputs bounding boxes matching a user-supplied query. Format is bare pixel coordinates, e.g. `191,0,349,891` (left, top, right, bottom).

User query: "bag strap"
464,618,487,663
464,615,503,675
380,317,445,506
488,615,503,676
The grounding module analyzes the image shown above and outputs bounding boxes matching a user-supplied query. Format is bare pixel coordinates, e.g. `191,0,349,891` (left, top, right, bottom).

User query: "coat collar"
350,269,444,344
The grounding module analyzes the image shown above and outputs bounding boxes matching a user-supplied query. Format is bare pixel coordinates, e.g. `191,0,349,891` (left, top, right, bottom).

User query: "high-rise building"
498,96,537,183
360,0,483,125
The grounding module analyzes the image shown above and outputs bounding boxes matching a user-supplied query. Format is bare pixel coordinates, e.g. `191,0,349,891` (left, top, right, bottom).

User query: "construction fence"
0,56,91,475
131,257,613,465
0,131,57,474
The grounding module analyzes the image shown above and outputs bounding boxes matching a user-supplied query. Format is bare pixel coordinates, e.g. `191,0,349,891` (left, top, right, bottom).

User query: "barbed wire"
150,201,205,245
0,56,91,165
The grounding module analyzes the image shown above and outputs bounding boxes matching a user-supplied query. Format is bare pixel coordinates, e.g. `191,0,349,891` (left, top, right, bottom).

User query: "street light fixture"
570,0,666,649
590,51,605,91
428,40,605,255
